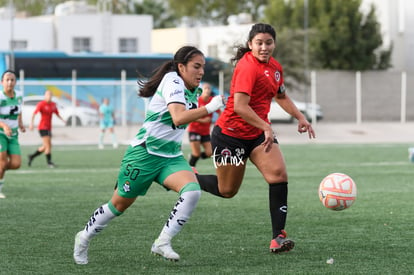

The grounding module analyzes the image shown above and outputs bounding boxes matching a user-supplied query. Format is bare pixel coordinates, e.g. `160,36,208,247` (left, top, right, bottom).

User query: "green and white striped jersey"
131,72,201,158
0,90,23,137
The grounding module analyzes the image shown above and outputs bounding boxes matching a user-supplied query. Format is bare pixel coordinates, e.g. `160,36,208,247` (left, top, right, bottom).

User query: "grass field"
0,143,413,274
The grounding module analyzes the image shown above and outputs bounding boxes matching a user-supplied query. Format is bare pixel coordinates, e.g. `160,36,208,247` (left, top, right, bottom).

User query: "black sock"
30,150,42,159
189,155,199,166
200,152,208,159
196,174,223,197
46,153,52,164
269,182,288,239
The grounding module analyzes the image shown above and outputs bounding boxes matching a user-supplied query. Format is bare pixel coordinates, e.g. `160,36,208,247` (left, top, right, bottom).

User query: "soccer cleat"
73,231,89,264
28,155,33,167
0,192,6,199
269,230,295,253
151,239,180,261
113,143,118,149
48,162,56,168
98,144,104,149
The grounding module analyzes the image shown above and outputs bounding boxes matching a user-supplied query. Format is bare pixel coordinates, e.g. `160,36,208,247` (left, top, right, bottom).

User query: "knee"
219,189,238,198
264,169,287,183
9,162,21,170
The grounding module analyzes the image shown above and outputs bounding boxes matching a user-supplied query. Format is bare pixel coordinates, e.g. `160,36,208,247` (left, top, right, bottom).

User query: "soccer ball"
318,173,357,211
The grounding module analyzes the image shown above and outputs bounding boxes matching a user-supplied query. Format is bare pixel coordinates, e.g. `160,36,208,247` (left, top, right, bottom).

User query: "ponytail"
138,46,204,98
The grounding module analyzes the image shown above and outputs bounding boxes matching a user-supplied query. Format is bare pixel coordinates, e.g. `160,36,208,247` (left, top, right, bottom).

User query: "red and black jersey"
34,101,59,130
188,96,213,136
217,51,285,139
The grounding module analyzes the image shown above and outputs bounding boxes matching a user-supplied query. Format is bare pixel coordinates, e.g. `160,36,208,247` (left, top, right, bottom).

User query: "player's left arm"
56,113,66,124
18,113,26,133
55,107,66,124
274,93,315,139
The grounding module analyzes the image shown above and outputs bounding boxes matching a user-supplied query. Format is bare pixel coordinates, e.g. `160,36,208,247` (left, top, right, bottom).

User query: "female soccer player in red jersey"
187,82,219,167
28,90,65,168
196,23,315,253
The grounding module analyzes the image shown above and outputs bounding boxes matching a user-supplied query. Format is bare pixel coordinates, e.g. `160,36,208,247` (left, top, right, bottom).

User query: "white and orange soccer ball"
318,173,357,211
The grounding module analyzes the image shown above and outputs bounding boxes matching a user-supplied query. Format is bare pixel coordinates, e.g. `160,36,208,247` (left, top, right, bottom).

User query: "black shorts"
188,132,211,143
39,129,52,137
211,125,278,162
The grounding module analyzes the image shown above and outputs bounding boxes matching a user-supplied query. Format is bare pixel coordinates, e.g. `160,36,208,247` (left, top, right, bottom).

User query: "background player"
28,90,66,168
0,70,26,198
187,82,219,167
98,98,118,149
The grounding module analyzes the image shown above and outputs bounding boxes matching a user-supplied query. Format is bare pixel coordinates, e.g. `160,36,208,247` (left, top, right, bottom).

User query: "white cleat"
73,231,89,264
151,239,180,261
98,144,104,150
0,192,5,199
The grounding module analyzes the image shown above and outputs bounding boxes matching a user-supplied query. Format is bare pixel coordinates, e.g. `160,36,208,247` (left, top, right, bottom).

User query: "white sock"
80,203,119,241
99,133,104,146
111,133,117,145
157,188,201,242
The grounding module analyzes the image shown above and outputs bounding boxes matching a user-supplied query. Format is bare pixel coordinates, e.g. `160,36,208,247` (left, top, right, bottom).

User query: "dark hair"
230,23,276,65
138,46,204,98
1,69,17,81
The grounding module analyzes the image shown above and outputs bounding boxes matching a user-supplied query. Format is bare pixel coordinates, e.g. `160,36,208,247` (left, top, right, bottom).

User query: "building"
0,0,413,71
0,0,152,54
154,0,414,71
361,0,414,71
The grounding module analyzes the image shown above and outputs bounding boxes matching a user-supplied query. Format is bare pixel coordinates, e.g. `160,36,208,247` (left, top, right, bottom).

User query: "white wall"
197,24,251,62
0,13,152,54
152,24,252,62
0,17,54,51
111,14,152,53
362,0,414,71
152,27,198,54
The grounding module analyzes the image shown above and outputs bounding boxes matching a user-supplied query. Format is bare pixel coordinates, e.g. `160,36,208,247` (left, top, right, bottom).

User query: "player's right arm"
0,121,12,136
168,97,223,127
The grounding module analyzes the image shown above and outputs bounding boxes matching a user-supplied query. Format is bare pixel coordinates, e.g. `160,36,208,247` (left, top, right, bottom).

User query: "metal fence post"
356,71,361,124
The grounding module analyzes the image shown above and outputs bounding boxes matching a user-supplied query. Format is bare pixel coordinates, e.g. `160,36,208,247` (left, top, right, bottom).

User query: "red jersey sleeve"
217,52,285,139
231,59,258,96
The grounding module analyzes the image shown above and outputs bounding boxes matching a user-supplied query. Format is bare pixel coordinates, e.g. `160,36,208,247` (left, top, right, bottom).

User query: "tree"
0,0,134,16
0,0,60,16
264,0,392,71
133,0,178,28
167,0,267,25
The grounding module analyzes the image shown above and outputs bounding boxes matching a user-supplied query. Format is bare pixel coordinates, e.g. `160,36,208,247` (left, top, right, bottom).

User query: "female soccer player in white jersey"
0,70,26,199
73,46,224,264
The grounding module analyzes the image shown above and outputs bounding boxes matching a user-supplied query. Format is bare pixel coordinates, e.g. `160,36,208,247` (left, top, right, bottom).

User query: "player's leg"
6,137,22,170
0,137,21,198
73,145,158,264
28,130,46,166
0,146,8,198
189,140,201,166
196,126,247,198
108,123,117,148
151,159,201,261
250,142,294,253
188,132,202,166
73,190,135,264
200,135,212,159
42,134,55,167
98,122,106,149
7,154,21,170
